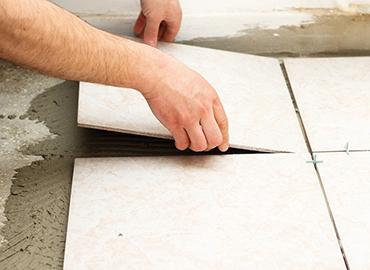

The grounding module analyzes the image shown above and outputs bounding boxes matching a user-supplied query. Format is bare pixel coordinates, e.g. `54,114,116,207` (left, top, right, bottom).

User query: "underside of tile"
78,43,306,153
64,154,344,270
285,57,370,152
316,152,370,270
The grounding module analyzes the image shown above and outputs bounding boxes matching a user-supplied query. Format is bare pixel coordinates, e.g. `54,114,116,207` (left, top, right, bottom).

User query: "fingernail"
219,145,229,152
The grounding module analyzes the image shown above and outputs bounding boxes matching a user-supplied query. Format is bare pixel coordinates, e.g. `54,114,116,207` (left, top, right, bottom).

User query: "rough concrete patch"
0,60,62,115
0,154,43,247
0,62,60,249
182,13,370,56
0,118,55,155
0,157,73,270
0,117,53,245
0,81,81,270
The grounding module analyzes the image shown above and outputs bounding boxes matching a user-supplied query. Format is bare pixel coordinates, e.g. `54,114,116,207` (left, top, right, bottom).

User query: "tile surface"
285,57,370,152
316,152,370,270
78,43,307,152
64,154,344,270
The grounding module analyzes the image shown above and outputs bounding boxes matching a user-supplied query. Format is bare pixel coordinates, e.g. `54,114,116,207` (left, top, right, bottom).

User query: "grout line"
279,60,351,270
279,60,313,154
314,165,351,270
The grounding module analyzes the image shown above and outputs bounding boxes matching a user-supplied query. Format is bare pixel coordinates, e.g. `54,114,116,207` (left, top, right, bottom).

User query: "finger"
171,127,190,151
143,18,161,47
213,99,229,152
200,110,223,151
158,22,166,41
133,12,146,36
162,20,181,42
186,123,207,152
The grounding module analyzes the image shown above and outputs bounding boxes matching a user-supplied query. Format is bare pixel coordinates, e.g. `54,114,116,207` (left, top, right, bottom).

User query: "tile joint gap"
279,59,350,270
279,60,313,156
314,165,351,270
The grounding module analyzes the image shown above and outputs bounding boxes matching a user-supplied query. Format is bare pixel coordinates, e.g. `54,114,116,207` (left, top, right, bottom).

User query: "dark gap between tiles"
280,61,351,270
74,128,267,158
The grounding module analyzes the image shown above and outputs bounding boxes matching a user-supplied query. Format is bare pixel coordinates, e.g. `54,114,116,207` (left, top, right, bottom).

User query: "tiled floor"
64,155,344,270
315,152,370,270
79,43,307,153
285,57,370,152
67,46,370,269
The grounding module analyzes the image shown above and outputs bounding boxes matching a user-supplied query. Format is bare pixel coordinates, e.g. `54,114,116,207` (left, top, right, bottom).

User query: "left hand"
133,0,182,47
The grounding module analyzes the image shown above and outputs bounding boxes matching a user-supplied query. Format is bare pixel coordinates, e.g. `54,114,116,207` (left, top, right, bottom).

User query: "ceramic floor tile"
64,154,344,270
315,152,370,270
285,57,370,152
78,43,307,153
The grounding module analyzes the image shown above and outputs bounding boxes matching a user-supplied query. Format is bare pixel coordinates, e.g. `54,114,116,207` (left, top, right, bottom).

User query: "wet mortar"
0,80,252,269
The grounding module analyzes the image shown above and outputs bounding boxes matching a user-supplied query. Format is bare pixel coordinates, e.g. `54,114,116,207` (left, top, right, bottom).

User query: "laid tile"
64,154,344,270
316,152,370,269
285,57,370,152
78,43,306,152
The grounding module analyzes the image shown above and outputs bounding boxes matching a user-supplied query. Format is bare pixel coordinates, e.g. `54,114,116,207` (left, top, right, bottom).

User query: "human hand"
133,0,182,47
139,54,229,152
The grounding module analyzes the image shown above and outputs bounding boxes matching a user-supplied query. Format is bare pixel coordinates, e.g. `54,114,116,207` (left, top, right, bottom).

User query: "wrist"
96,33,170,97
127,41,170,97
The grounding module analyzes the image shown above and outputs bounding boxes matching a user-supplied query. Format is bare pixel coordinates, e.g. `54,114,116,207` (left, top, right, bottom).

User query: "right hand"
140,54,229,152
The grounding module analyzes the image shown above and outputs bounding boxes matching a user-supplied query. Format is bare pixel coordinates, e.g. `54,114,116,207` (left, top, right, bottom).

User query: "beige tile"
316,152,370,270
285,57,370,152
78,43,306,153
64,154,344,270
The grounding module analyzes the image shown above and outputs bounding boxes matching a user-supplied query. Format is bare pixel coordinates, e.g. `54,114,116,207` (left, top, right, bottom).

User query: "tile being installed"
78,43,306,153
316,152,370,270
285,57,370,152
64,154,344,270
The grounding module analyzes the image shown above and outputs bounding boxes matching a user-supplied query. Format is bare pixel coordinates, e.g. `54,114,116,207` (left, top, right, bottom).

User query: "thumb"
144,18,161,47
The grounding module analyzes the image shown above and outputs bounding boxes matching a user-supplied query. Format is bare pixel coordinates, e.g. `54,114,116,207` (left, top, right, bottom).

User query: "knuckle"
198,104,211,117
208,134,223,147
166,121,178,131
180,113,196,127
213,98,224,110
213,94,222,103
143,8,162,19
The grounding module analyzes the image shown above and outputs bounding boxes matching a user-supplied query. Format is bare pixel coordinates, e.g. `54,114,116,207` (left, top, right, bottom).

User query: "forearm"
0,0,164,90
